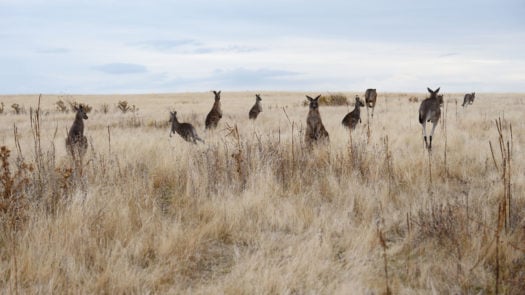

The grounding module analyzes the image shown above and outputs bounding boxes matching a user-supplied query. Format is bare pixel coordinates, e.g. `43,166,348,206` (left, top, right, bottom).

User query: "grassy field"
0,91,524,294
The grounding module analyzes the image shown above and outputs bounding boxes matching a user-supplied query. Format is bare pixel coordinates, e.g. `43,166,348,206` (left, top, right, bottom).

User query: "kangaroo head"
306,95,321,110
256,94,262,102
74,104,88,120
427,87,440,99
355,95,365,107
213,90,221,101
169,111,178,122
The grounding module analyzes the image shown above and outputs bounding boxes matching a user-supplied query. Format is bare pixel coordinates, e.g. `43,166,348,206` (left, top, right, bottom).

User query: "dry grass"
0,91,524,294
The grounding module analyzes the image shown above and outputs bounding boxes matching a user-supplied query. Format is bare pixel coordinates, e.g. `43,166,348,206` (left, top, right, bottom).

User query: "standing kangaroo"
342,95,365,129
462,92,475,107
365,89,377,117
65,104,88,160
305,95,329,147
249,94,262,120
205,90,222,129
169,111,204,144
419,87,442,150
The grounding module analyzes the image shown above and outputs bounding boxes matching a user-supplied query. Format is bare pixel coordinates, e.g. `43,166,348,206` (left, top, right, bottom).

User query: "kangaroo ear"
435,87,440,93
212,90,217,95
427,87,433,94
314,95,321,100
218,90,221,95
306,95,313,101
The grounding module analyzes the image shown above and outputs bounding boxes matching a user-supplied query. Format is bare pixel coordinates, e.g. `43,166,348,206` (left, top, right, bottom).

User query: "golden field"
0,91,524,294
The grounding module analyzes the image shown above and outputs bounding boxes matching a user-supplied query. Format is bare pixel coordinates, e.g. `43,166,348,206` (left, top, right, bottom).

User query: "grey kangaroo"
418,87,442,150
66,104,89,160
169,111,204,144
205,90,222,129
249,94,262,120
304,95,329,147
342,95,365,129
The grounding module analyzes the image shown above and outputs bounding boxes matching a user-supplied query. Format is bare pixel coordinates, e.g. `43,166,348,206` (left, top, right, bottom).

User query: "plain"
0,91,524,294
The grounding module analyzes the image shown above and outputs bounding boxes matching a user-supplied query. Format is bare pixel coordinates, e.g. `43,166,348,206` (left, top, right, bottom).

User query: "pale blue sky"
1,0,524,94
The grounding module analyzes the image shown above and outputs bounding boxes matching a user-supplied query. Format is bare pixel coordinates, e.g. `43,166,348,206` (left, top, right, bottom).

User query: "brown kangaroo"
462,92,475,107
419,87,442,150
169,111,204,144
249,94,262,120
304,95,329,147
342,95,365,129
65,104,88,160
365,88,377,117
205,90,222,129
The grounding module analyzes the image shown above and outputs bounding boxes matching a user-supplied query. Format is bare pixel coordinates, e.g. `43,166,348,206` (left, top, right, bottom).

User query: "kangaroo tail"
418,112,424,124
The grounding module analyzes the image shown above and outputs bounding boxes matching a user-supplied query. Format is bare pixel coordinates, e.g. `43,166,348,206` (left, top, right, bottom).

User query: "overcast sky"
1,0,524,94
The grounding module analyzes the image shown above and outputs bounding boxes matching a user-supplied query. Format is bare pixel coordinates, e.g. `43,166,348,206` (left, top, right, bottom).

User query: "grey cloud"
439,52,460,58
93,63,148,75
133,39,260,54
133,39,199,50
163,67,303,91
192,45,260,54
212,68,299,82
37,48,70,54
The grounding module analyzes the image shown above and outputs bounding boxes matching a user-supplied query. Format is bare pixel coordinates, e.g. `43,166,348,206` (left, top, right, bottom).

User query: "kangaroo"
462,92,475,107
418,87,442,150
342,95,365,129
365,88,377,117
249,94,262,120
65,104,88,160
205,90,222,129
169,111,204,144
304,95,329,147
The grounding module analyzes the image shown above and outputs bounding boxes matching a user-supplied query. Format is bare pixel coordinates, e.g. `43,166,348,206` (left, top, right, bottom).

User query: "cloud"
93,63,148,75
192,45,260,54
439,52,459,58
133,39,199,50
162,67,301,91
133,39,261,54
212,68,298,82
37,48,70,54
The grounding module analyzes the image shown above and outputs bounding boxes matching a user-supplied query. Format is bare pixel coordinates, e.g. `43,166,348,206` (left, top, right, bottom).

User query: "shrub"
303,93,348,106
68,101,92,113
0,146,33,231
11,103,25,114
117,100,138,114
99,103,110,114
55,100,68,113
